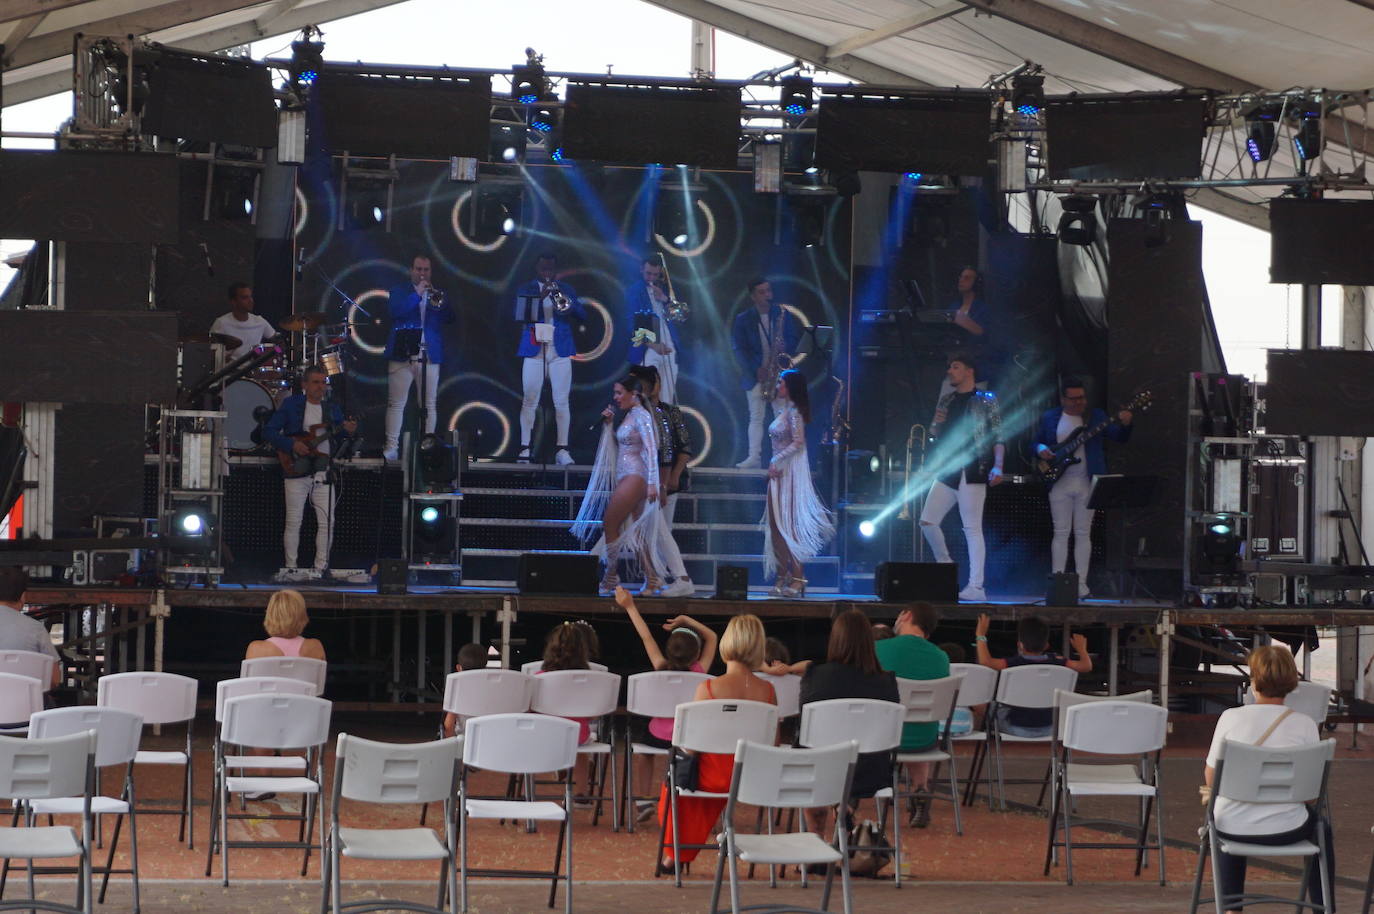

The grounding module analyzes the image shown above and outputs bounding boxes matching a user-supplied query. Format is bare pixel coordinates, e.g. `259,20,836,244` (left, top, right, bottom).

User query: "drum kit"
181,312,357,450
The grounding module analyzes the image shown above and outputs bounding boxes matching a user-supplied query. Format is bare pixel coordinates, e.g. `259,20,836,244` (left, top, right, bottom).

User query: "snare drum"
320,348,346,377
223,379,277,450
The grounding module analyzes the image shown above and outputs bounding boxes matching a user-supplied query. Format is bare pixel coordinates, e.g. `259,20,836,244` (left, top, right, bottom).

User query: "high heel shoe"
598,570,620,595
640,572,664,597
782,575,807,598
768,578,788,597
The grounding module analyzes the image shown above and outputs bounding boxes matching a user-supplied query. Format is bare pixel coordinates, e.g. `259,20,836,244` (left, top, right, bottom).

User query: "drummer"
210,282,277,360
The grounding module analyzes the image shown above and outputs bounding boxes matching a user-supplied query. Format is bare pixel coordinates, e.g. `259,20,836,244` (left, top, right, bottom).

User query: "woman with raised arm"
763,369,835,597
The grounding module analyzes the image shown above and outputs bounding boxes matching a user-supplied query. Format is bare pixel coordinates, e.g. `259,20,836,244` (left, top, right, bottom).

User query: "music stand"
1088,474,1158,603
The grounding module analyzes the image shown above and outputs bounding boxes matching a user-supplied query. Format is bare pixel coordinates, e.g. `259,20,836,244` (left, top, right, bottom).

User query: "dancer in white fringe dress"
571,374,667,594
763,369,835,597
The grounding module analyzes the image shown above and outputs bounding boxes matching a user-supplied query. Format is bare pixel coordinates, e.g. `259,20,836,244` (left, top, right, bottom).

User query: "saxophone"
822,376,849,445
760,311,793,399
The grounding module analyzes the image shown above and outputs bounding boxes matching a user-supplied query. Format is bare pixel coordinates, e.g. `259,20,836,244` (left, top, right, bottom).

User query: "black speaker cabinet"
518,552,599,596
875,562,957,602
714,565,749,600
1047,572,1079,606
376,558,409,595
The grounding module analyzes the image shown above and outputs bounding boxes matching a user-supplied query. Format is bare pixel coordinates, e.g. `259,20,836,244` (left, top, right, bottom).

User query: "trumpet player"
627,257,683,404
383,254,454,463
730,277,800,469
515,251,585,465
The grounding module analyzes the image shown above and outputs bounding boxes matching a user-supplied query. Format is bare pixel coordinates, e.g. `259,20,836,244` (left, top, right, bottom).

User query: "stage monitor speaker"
518,553,598,596
377,558,409,595
1047,572,1079,607
875,562,957,603
714,565,749,600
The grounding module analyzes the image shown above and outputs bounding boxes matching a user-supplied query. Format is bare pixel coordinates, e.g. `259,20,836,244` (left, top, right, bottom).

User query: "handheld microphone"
199,242,214,277
296,247,307,280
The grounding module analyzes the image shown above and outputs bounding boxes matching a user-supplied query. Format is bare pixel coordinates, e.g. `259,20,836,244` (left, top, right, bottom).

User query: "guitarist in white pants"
1033,378,1133,598
265,366,357,581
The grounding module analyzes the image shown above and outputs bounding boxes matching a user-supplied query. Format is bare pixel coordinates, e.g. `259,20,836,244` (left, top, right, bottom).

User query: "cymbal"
280,312,328,332
210,332,243,348
178,332,212,344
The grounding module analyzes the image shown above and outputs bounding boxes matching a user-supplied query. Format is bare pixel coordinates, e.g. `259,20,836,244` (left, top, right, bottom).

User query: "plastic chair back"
441,669,535,718
754,673,801,718
221,693,332,752
0,731,95,800
1062,701,1167,755
530,669,621,719
733,739,857,810
896,675,961,725
798,698,903,753
673,699,778,755
626,670,711,720
948,663,998,707
520,660,608,674
1215,739,1333,805
30,706,144,768
1285,682,1332,725
462,713,579,774
335,733,461,805
0,672,43,724
98,671,197,725
240,656,327,696
995,664,1078,710
0,649,54,685
215,676,316,722
1054,688,1153,739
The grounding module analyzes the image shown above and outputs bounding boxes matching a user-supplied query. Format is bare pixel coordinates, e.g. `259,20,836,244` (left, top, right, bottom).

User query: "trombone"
655,252,690,323
896,424,927,521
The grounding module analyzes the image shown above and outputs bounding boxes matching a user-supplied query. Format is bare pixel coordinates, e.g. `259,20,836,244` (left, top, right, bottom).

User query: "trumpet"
655,252,690,323
543,281,572,313
422,285,445,307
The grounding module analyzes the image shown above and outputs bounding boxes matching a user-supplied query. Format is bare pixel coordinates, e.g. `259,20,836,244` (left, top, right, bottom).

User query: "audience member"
442,642,495,738
0,567,59,688
658,614,776,871
874,602,949,825
871,623,895,641
245,589,327,661
1204,645,1332,914
974,613,1091,737
799,609,899,837
540,622,592,745
762,635,811,676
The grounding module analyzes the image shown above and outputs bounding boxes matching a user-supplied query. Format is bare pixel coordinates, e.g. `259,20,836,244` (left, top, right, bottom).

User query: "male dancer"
729,277,800,469
383,255,453,462
627,256,682,404
513,252,585,465
920,352,1003,602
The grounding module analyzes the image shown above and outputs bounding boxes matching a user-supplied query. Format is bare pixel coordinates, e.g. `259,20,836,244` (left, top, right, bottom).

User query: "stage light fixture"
1243,102,1281,163
1057,194,1098,246
213,164,258,222
511,49,546,104
289,30,325,89
165,503,216,558
753,140,782,194
654,192,701,250
346,180,390,230
788,196,827,249
858,520,877,539
474,183,523,240
1293,105,1323,161
779,75,813,118
1197,513,1242,576
419,505,440,524
415,432,460,492
411,499,457,562
846,450,883,500
1011,73,1045,116
489,121,526,163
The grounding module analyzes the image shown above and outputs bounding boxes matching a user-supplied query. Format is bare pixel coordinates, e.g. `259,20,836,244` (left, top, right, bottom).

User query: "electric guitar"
1035,391,1152,484
278,421,345,476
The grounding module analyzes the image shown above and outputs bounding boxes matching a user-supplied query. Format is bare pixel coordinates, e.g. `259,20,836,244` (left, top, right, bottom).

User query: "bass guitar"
1036,391,1152,485
278,421,343,476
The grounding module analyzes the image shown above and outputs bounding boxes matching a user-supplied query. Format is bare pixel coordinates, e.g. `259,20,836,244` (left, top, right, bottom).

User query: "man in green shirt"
875,601,949,825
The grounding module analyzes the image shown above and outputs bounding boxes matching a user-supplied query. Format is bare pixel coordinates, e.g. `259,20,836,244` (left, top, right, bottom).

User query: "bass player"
264,365,357,581
1033,377,1133,599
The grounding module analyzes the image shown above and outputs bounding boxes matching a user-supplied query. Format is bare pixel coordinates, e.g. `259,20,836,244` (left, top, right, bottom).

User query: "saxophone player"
514,251,586,465
730,277,801,469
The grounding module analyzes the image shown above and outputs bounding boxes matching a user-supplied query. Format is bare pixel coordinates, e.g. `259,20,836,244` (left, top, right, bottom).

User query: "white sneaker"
735,456,761,469
273,567,301,583
660,579,695,598
958,585,987,602
554,448,575,466
382,447,399,463
303,568,324,582
516,447,532,464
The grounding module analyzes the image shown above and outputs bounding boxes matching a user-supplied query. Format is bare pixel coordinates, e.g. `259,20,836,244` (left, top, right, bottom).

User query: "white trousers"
644,347,679,405
385,360,439,451
744,383,786,462
1048,473,1094,588
655,491,689,580
283,474,333,570
920,473,987,590
520,346,572,448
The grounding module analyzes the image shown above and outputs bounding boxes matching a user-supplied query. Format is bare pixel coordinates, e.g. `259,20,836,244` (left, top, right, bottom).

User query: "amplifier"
875,562,957,602
517,553,598,596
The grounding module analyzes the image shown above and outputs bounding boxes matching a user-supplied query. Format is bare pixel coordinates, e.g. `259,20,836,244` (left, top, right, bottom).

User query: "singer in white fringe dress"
571,374,668,594
763,369,835,597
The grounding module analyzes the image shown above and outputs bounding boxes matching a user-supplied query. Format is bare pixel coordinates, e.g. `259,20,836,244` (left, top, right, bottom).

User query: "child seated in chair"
974,614,1092,737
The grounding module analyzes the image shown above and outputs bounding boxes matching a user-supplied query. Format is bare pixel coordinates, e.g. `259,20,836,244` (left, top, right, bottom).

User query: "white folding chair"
1361,824,1374,914
798,698,905,886
459,713,579,914
210,676,317,775
531,669,623,829
887,675,963,834
520,660,608,674
981,664,1078,811
0,730,95,914
754,673,801,719
22,707,144,914
658,698,779,886
206,692,332,885
0,671,43,735
325,733,461,914
240,656,327,696
97,672,198,848
1043,698,1167,885
1190,739,1335,914
0,650,55,690
623,670,710,834
946,662,997,809
1245,681,1333,727
710,739,859,914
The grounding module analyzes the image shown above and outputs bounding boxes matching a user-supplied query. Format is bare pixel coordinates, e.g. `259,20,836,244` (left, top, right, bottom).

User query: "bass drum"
223,379,276,450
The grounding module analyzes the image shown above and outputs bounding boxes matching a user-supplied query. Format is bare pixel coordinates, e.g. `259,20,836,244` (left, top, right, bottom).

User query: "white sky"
0,0,1328,380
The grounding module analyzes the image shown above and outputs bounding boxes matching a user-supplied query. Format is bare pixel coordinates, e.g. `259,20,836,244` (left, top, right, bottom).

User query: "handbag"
846,818,892,877
670,750,699,793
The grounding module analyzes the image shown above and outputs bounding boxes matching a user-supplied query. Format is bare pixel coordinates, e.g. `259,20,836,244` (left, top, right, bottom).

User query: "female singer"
572,374,665,594
764,369,834,597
